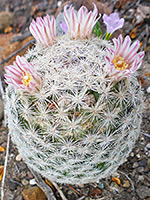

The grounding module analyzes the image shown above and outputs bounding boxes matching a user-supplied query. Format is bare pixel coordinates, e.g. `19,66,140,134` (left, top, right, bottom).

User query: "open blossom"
103,12,124,36
64,3,100,39
105,34,145,81
4,56,41,92
29,14,56,46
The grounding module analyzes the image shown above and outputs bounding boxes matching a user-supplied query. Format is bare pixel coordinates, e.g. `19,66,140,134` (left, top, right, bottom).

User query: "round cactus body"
5,34,143,184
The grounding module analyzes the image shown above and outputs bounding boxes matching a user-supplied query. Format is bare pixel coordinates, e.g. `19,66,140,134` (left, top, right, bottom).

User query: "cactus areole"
5,4,144,184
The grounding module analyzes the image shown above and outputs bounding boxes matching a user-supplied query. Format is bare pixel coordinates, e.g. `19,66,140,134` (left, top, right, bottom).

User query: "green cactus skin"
5,35,143,184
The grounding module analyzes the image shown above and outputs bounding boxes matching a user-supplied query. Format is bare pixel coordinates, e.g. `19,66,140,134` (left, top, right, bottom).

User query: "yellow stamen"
112,55,129,71
22,71,32,86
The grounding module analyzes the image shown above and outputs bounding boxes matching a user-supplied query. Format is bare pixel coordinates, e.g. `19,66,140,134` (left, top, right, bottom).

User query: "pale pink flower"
4,56,41,92
103,12,124,34
105,34,145,81
29,14,56,46
64,3,100,39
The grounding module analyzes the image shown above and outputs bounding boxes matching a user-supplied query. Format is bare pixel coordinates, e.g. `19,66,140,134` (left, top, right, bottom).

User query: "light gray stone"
0,11,14,32
136,185,150,199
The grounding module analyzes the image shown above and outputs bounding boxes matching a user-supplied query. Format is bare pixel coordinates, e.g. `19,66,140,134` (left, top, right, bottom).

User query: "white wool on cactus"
5,4,144,185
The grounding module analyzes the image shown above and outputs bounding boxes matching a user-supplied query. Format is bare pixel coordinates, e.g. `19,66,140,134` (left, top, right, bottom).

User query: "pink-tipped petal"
63,3,100,39
29,14,56,46
4,56,41,92
105,35,144,81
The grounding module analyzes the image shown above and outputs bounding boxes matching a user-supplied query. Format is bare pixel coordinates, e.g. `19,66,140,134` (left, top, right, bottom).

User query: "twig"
51,181,68,200
142,132,150,138
1,132,10,200
10,31,31,43
76,196,85,200
0,39,35,65
118,170,135,192
29,168,57,200
67,184,83,196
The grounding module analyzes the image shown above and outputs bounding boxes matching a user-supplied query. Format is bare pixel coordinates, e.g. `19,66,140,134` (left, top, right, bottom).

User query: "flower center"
22,71,32,86
112,55,129,71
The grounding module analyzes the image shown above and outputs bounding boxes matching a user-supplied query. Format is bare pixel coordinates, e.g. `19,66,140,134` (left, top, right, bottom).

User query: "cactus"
4,4,144,184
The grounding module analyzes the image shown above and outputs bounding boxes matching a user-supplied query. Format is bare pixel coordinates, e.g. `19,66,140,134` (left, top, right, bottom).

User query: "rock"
148,159,150,167
27,171,34,179
133,162,139,168
22,186,47,200
145,143,150,157
111,172,120,178
16,154,22,161
147,87,150,93
139,158,147,167
122,180,130,188
0,11,14,32
110,182,121,192
91,188,102,196
57,1,62,7
136,185,150,199
0,97,4,121
68,190,73,195
137,166,145,173
20,171,26,178
20,162,27,171
29,179,36,185
99,182,104,189
132,197,137,200
8,180,18,191
21,179,29,186
130,152,134,157
136,153,141,159
137,175,144,182
15,194,23,200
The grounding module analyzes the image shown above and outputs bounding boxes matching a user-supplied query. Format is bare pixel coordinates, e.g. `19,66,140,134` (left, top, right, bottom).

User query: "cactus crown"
5,4,144,184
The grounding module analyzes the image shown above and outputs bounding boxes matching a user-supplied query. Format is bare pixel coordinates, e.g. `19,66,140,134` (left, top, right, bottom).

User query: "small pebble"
68,190,73,195
57,1,62,7
123,180,130,188
110,182,120,192
111,172,120,178
10,153,15,158
130,152,134,157
8,181,17,191
136,153,141,159
139,158,147,167
146,86,150,93
137,175,144,182
29,179,36,185
21,179,29,186
148,159,150,167
133,162,139,168
20,162,27,171
20,171,26,178
136,185,150,199
145,143,150,157
27,172,34,179
140,137,144,142
99,182,104,189
137,166,144,173
16,154,22,161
